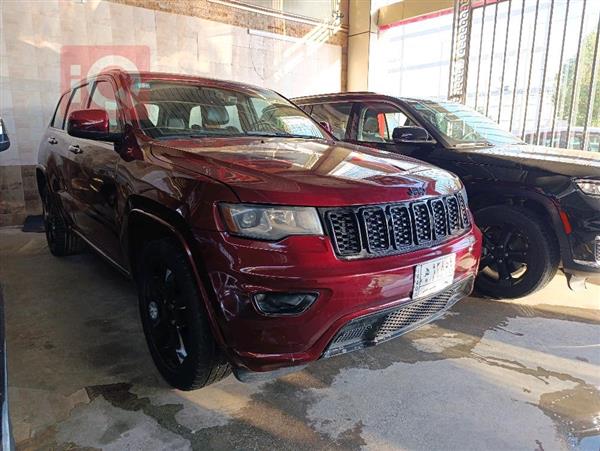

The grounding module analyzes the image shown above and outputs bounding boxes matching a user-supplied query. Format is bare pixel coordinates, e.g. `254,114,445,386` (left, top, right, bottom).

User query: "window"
310,103,352,139
89,80,120,133
357,103,414,143
237,0,335,22
51,93,70,129
189,106,202,128
130,81,325,140
64,84,90,130
145,104,159,126
407,100,523,147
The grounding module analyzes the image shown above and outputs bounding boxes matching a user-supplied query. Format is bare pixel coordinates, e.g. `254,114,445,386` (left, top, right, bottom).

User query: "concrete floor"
1,227,599,451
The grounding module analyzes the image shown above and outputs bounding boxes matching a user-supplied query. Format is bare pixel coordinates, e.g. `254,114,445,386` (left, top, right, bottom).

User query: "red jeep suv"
37,71,481,390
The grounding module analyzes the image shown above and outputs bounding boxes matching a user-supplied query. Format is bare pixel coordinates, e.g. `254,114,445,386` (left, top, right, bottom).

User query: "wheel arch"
467,185,567,261
123,195,197,275
36,165,47,197
123,195,229,350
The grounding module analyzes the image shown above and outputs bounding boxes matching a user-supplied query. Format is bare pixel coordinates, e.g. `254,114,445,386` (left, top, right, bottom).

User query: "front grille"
322,277,473,358
595,236,600,263
375,290,454,340
323,192,471,259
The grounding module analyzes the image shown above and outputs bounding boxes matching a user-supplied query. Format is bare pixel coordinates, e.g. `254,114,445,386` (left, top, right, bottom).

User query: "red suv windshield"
131,81,326,140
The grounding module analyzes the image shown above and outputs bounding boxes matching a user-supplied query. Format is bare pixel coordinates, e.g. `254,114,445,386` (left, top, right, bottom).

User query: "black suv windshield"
406,99,524,147
130,80,325,140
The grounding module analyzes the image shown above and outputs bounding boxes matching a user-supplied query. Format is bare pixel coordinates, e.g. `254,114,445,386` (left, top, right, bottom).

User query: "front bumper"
559,190,600,276
194,226,481,373
323,276,473,358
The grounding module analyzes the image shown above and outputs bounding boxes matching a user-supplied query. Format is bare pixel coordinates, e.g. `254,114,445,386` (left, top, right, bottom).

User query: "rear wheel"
41,189,84,256
136,238,231,390
475,205,559,299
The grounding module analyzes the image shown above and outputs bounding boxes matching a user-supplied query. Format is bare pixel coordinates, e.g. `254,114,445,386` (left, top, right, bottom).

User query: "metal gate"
449,0,600,151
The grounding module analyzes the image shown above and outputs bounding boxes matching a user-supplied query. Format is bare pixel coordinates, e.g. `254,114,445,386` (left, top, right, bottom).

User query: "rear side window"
51,93,70,129
309,103,352,139
357,103,415,143
89,80,120,133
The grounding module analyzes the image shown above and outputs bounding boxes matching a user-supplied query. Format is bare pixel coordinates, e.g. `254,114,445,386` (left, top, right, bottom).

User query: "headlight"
574,179,600,196
220,203,324,240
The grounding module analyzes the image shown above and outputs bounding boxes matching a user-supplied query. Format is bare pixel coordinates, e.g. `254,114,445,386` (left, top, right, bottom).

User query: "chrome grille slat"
323,192,471,259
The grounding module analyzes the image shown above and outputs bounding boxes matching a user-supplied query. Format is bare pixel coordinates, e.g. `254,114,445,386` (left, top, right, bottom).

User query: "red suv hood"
151,137,463,206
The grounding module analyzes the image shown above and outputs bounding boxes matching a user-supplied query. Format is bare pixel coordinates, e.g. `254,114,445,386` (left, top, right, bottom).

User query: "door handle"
68,144,82,154
48,137,57,145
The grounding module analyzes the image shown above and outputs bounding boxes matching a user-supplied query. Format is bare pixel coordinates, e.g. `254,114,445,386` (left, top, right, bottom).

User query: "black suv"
294,93,600,298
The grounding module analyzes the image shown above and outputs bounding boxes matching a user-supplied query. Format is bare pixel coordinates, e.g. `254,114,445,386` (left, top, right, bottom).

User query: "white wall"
0,0,342,167
368,12,452,99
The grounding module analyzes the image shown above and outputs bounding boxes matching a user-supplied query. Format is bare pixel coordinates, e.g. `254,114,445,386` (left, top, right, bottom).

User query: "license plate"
413,254,456,299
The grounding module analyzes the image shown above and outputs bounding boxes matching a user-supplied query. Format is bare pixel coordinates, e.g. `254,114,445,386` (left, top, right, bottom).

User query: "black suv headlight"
220,203,324,240
574,179,600,196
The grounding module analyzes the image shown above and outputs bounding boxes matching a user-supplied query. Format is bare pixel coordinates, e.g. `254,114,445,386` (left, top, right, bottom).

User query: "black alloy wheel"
41,189,84,256
137,238,231,390
474,205,559,299
143,264,190,372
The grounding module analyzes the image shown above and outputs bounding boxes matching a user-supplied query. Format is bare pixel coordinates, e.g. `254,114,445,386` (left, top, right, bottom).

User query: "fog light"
253,292,318,315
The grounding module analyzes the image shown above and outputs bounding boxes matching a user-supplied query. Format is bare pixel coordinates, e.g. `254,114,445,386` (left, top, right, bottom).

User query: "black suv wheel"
42,190,84,256
474,205,559,299
136,238,231,390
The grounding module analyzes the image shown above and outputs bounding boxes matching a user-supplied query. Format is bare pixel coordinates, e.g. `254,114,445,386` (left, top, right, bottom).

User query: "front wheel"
136,238,231,390
474,205,559,299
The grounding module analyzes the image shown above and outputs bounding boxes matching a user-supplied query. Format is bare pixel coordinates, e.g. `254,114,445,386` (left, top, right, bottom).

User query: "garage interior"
1,0,599,450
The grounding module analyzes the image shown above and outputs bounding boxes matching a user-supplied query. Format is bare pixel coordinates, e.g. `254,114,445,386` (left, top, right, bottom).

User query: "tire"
41,188,84,256
136,237,231,390
474,205,560,299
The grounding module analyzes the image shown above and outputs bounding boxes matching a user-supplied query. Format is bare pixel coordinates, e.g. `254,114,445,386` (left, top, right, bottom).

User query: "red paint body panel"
196,228,481,371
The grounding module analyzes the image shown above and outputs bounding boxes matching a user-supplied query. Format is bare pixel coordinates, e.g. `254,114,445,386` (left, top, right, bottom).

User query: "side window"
145,104,159,126
310,103,352,139
224,105,241,131
64,84,91,129
89,80,120,133
189,106,202,128
51,93,70,129
357,103,414,143
251,98,270,117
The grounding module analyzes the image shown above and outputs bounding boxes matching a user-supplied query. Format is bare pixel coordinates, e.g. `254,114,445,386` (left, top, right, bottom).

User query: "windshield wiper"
453,141,494,148
155,132,234,140
244,131,322,139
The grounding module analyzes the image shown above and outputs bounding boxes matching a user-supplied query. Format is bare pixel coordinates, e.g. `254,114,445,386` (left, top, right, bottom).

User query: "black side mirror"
0,118,10,152
392,126,430,144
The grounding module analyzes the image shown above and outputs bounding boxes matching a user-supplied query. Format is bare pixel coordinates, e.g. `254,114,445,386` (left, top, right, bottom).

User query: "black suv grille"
322,192,471,259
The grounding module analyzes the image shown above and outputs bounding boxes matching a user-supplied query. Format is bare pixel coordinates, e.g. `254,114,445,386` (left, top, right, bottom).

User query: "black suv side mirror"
0,118,10,152
392,126,430,144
